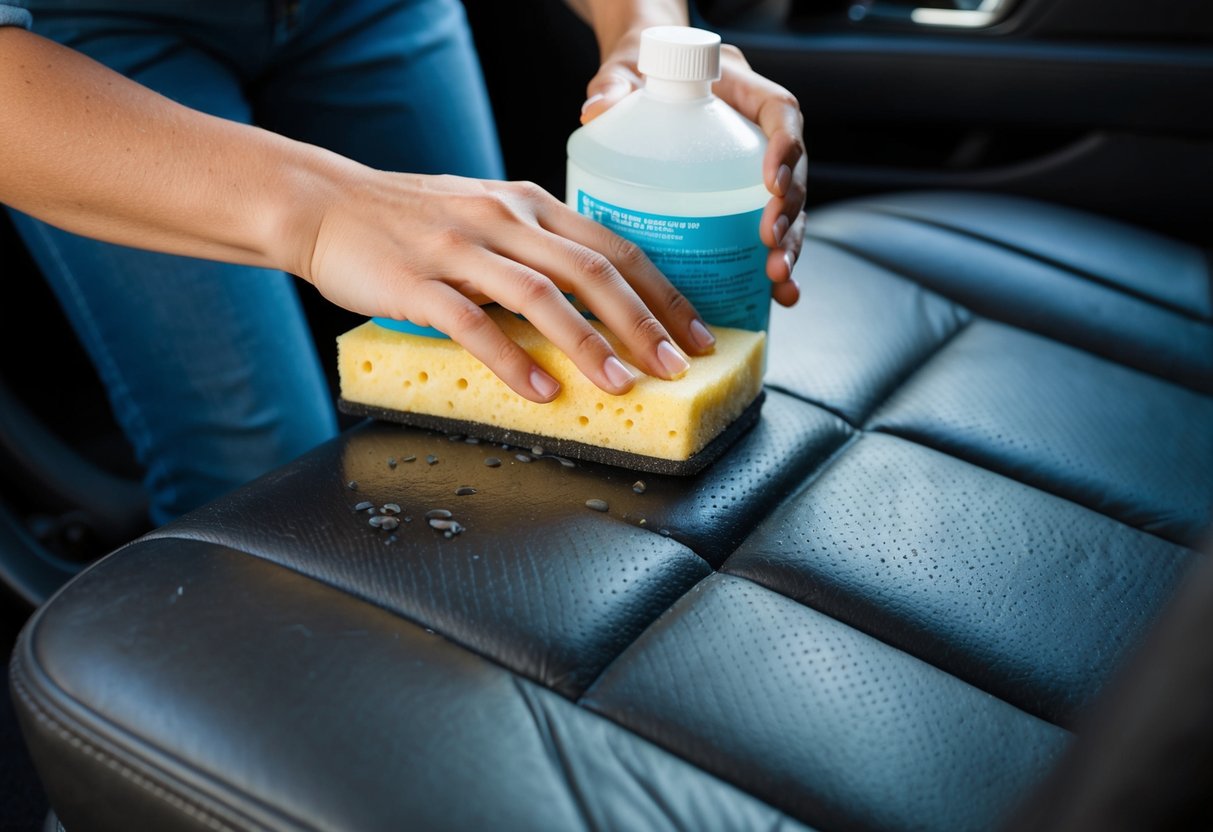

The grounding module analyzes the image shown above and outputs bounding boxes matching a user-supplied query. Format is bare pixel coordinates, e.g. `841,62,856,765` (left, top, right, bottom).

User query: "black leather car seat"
9,191,1212,831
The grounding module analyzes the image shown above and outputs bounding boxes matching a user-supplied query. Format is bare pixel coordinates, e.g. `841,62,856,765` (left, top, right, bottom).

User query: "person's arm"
568,0,806,307
562,0,690,62
0,27,714,403
0,27,318,272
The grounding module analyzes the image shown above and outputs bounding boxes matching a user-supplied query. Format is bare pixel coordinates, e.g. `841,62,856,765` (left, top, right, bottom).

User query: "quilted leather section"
16,538,812,832
765,239,971,424
144,428,710,699
806,197,1213,393
558,391,851,564
584,574,1069,832
724,433,1195,726
145,389,846,696
843,191,1212,319
869,321,1213,544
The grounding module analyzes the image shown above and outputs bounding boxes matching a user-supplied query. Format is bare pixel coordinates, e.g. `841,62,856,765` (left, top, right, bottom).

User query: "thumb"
580,67,640,124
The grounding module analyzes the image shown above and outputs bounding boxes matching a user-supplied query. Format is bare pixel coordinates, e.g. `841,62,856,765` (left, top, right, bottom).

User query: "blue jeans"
9,0,504,524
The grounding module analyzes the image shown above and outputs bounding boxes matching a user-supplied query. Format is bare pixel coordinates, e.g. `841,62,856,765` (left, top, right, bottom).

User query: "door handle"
911,0,1014,27
850,0,1016,29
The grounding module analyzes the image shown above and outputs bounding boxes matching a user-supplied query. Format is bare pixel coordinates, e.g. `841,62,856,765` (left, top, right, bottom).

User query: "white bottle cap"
638,26,721,83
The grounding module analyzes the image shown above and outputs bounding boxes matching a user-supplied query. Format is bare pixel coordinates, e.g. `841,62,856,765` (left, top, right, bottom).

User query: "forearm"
0,20,726,401
562,0,687,58
0,27,349,278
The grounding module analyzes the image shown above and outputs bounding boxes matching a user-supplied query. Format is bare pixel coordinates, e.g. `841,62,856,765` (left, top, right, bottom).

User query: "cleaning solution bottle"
567,25,770,334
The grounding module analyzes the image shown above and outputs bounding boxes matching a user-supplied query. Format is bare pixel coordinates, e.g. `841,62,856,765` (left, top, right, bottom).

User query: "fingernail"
689,318,716,351
580,93,605,115
773,215,790,247
775,164,792,196
656,340,690,378
602,355,635,390
530,366,560,399
784,249,797,277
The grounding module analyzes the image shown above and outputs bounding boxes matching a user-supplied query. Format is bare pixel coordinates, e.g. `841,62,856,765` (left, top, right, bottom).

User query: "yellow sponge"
337,307,765,473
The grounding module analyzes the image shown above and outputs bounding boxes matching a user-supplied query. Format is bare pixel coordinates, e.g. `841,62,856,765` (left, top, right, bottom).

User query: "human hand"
0,25,712,400
296,167,716,403
581,32,805,308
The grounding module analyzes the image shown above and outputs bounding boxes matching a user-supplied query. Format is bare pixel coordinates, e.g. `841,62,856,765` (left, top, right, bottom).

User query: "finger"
712,63,805,200
515,227,703,378
536,206,711,364
773,278,800,307
766,212,807,283
467,250,644,395
418,282,563,403
494,221,696,380
784,209,808,261
759,98,806,199
760,162,808,248
581,65,641,124
766,247,791,284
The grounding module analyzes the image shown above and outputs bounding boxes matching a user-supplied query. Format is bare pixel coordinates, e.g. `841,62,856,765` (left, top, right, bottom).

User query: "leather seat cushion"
11,191,1212,832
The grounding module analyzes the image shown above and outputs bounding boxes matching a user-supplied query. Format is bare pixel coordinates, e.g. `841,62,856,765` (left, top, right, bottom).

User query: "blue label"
372,317,450,339
578,191,769,332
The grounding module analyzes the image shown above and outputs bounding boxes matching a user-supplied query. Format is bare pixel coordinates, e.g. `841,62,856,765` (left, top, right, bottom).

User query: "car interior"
2,0,1211,829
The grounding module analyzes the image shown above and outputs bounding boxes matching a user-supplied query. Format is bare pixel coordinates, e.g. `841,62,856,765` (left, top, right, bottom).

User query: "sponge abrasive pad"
336,308,765,474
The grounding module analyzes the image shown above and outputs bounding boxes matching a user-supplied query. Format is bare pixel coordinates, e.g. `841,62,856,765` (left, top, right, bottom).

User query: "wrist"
597,26,643,68
257,136,366,283
589,1,687,61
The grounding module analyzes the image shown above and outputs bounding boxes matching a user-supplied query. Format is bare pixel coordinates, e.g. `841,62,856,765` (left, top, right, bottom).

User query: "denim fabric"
0,3,31,28
8,0,504,524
